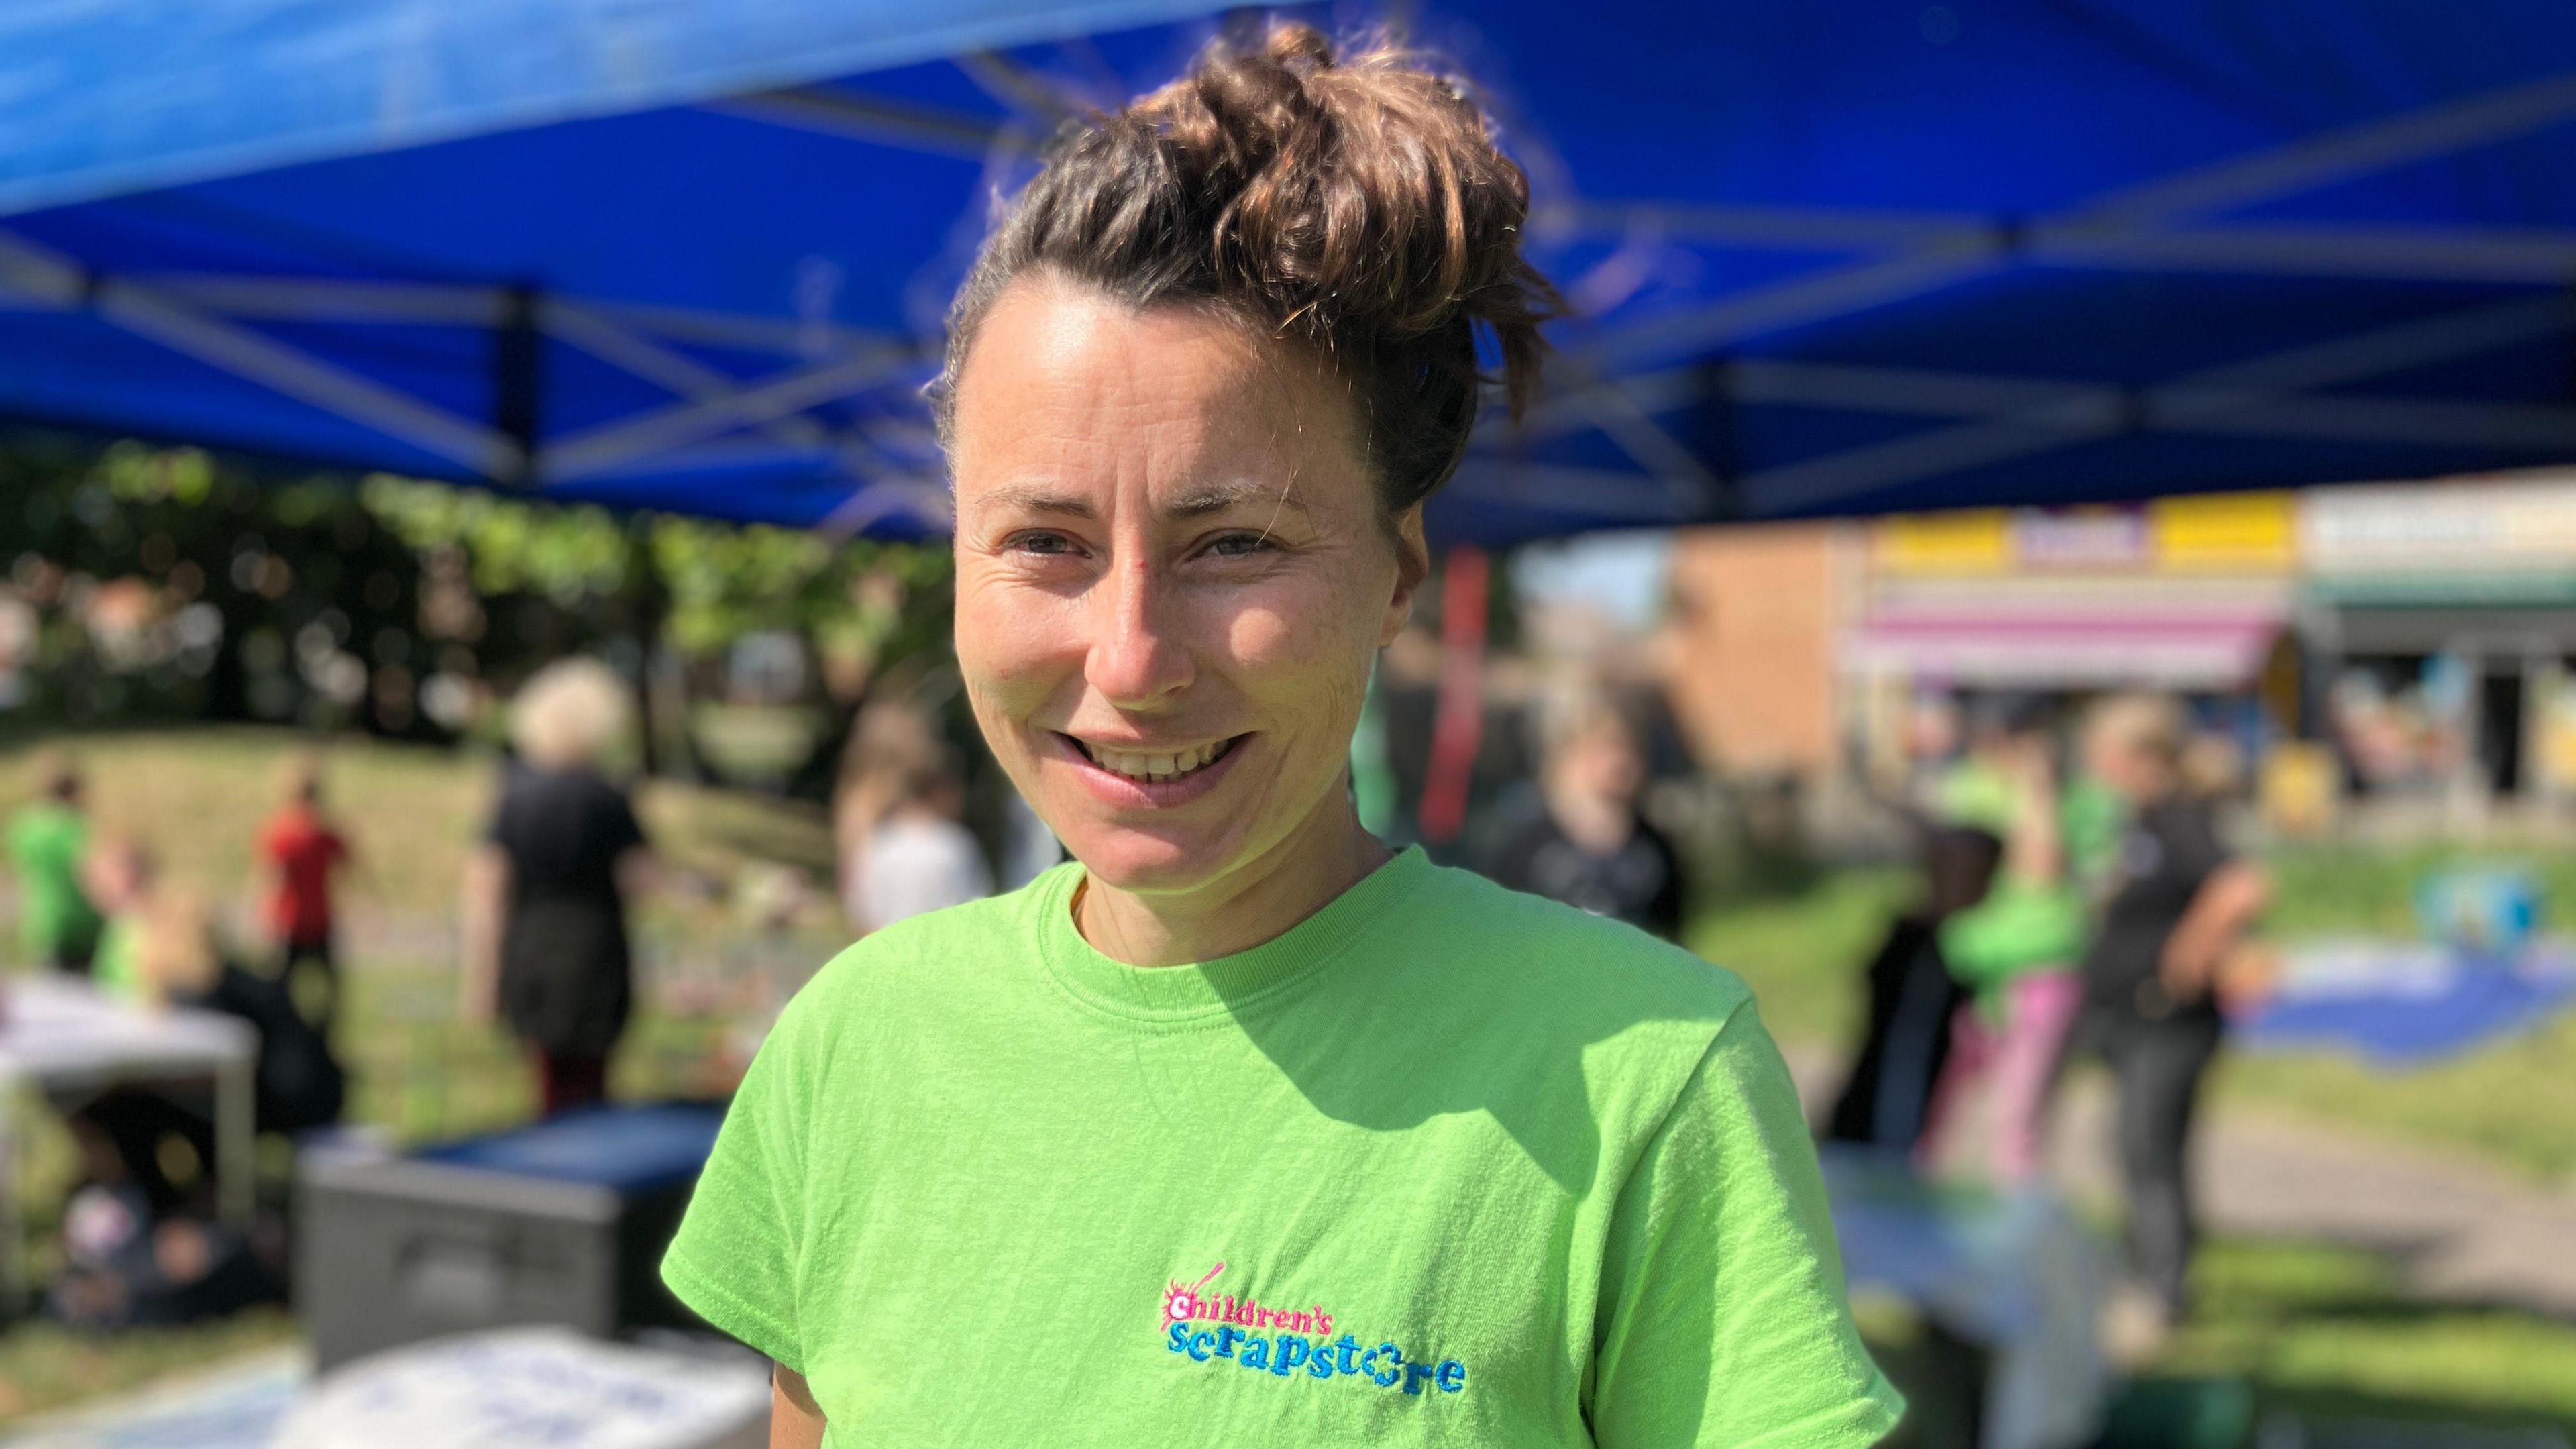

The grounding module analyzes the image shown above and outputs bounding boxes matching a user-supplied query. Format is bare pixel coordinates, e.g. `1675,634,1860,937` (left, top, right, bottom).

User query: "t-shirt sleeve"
1590,1002,1905,1448
662,995,816,1371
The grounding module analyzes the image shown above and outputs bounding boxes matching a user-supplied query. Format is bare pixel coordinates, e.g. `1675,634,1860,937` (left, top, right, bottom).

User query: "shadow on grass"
2141,1236,2576,1446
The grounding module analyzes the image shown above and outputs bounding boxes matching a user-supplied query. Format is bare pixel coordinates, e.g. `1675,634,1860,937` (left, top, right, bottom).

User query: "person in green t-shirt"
663,25,1903,1448
7,754,103,973
1919,705,2092,1185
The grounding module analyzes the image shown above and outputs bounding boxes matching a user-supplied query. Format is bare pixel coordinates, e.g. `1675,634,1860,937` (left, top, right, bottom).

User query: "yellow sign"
2150,491,2296,570
1874,509,2010,574
2259,741,2337,837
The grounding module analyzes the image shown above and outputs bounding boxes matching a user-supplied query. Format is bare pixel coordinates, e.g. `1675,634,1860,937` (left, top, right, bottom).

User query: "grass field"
3,727,2573,1431
2150,1237,2576,1441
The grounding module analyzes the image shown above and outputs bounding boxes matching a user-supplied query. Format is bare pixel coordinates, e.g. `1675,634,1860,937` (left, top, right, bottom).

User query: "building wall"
1660,522,1851,777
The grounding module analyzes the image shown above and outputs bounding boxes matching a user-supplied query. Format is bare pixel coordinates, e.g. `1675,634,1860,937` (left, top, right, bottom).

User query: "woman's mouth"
1071,735,1240,782
1053,732,1249,805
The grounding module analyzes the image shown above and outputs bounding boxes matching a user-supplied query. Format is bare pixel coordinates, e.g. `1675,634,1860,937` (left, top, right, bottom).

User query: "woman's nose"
1085,558,1193,706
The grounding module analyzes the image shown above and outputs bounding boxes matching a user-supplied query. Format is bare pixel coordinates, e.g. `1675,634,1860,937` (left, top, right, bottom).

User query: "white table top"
274,1327,769,1449
0,975,254,1091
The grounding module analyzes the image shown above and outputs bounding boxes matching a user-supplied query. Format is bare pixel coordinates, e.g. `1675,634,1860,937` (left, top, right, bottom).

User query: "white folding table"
0,975,259,1307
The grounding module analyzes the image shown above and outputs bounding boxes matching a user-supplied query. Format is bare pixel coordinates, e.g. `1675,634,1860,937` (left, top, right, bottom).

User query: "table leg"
0,1085,21,1316
216,1059,254,1227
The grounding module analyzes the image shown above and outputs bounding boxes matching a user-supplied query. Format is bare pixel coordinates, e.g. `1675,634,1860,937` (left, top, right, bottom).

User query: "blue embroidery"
1169,1326,1465,1397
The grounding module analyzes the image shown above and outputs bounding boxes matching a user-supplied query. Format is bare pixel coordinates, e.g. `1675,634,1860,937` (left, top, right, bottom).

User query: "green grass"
0,1308,299,1423
2148,1237,2576,1440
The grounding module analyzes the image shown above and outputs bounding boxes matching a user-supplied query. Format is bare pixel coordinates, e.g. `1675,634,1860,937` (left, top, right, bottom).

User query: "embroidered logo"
1159,1263,1468,1397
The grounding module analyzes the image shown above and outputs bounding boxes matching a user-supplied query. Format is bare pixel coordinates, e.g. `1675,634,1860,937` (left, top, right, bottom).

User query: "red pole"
1416,545,1489,845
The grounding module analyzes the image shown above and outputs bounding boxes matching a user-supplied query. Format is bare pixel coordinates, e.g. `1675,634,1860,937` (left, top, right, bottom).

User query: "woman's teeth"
1081,738,1230,782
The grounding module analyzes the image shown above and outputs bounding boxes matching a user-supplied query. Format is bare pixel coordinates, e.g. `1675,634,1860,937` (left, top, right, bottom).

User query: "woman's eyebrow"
1165,480,1309,519
979,483,1096,519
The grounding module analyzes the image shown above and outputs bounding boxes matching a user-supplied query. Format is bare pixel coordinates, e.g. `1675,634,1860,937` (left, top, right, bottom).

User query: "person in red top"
256,757,352,1034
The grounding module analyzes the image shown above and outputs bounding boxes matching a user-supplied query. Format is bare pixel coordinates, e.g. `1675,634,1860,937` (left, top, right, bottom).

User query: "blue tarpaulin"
2238,941,2576,1065
3,2,2574,542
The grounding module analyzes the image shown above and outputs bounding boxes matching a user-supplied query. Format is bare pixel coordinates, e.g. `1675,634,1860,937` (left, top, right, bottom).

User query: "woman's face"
2084,725,2167,804
949,278,1424,896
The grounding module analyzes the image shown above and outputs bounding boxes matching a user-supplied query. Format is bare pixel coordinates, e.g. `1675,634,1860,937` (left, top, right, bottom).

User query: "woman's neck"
1073,799,1390,967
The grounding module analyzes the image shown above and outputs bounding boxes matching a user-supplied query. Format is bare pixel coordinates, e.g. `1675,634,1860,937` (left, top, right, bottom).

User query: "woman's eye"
1205,533,1271,559
1011,531,1079,557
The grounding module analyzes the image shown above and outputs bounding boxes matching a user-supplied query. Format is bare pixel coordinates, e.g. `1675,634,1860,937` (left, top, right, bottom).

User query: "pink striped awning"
1845,616,2283,686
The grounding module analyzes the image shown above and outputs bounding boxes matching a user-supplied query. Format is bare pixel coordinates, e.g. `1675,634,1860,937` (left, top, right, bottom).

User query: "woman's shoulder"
1400,859,1752,1024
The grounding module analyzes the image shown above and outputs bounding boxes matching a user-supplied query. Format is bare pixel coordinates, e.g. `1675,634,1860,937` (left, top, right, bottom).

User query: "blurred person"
80,835,158,1004
852,748,993,932
830,700,941,932
7,752,103,974
664,27,1900,1446
52,890,316,1328
1916,701,2094,1185
1826,822,2003,1153
461,659,653,1116
1481,689,1686,939
2073,693,2269,1343
254,753,354,1034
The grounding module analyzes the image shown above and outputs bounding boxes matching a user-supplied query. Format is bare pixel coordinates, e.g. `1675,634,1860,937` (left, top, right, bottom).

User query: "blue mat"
2237,944,2576,1065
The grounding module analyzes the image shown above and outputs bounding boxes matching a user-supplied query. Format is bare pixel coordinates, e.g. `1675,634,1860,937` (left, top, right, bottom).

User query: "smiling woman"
661,22,1904,1449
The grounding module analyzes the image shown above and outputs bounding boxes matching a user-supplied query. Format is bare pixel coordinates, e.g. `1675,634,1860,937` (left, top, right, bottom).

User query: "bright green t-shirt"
7,804,101,965
663,847,1902,1447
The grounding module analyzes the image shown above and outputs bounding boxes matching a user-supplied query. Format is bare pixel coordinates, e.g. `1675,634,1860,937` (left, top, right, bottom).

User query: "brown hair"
933,22,1558,519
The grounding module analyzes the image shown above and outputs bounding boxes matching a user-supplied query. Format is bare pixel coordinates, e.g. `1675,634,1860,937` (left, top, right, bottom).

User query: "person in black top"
462,659,653,1116
1481,690,1685,941
2074,694,2269,1334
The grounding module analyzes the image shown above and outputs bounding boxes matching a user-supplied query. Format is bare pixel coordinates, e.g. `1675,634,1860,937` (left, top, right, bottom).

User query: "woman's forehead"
951,280,1362,492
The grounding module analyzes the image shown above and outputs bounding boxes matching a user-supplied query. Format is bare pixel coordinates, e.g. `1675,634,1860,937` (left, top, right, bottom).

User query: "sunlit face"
1551,718,1645,806
2084,724,2167,804
948,277,1424,896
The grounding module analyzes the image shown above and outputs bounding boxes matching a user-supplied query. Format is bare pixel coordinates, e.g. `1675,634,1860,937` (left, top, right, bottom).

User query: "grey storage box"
294,1102,724,1371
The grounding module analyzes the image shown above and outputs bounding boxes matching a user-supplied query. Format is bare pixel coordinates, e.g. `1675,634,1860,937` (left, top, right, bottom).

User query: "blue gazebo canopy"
3,1,2573,544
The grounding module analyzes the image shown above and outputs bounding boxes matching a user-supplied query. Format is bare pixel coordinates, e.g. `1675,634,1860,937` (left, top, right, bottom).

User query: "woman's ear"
1381,506,1430,647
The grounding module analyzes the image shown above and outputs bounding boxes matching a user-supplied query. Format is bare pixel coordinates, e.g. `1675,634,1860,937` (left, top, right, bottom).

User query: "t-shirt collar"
1032,846,1432,1025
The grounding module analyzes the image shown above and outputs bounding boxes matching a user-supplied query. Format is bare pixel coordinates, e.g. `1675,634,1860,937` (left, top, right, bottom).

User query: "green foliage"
647,515,949,662
360,476,635,608
3,439,955,770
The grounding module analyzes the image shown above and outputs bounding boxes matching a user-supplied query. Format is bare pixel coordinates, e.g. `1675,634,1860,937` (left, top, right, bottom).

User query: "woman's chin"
1061,826,1238,898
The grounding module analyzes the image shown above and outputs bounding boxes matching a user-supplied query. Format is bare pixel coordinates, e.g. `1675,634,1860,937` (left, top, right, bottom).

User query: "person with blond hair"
1482,688,1684,941
828,700,945,932
462,659,653,1115
2074,692,2268,1342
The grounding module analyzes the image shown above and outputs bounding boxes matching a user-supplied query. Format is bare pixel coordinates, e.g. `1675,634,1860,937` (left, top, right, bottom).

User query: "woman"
461,659,653,1116
2075,694,2267,1339
665,27,1902,1446
828,700,941,931
1482,690,1685,941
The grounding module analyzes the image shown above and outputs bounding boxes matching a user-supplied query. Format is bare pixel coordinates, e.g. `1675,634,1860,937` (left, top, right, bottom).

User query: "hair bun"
1264,21,1334,70
939,21,1560,515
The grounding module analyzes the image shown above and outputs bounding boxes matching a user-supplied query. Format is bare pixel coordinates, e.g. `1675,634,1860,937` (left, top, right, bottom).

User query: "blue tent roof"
4,1,2573,544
